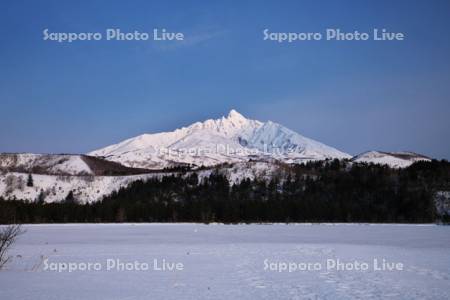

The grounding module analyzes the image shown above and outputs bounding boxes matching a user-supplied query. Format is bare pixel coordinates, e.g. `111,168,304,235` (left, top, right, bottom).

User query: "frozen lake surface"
1,223,449,299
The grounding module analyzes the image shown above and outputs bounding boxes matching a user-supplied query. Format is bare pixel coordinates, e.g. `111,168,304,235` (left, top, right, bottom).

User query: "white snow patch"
352,151,430,168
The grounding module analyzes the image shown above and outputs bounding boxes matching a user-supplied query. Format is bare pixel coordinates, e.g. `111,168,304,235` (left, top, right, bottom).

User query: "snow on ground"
352,151,430,168
0,153,93,175
0,172,165,203
0,162,285,203
221,161,287,184
1,224,449,300
435,191,450,216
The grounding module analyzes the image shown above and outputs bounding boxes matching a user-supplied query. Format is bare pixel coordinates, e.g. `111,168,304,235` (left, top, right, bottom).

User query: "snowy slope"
0,153,154,176
89,110,351,169
352,151,430,168
0,172,164,203
0,161,289,203
0,153,92,175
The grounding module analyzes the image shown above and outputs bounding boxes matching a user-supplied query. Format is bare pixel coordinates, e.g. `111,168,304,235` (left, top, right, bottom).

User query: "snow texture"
0,223,449,300
0,172,159,203
352,151,430,168
0,162,284,203
89,110,351,169
0,153,92,175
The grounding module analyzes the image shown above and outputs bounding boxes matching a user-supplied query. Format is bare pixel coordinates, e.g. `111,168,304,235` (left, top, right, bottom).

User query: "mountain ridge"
0,153,154,176
88,110,351,169
352,151,431,168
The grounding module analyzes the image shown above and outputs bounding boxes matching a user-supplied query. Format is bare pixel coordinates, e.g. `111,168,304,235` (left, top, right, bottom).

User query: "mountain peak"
227,109,246,121
89,110,351,169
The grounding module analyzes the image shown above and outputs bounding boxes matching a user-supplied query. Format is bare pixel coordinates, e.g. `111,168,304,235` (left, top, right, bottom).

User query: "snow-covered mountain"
0,153,92,175
352,151,430,168
0,153,152,176
0,111,435,203
89,110,351,169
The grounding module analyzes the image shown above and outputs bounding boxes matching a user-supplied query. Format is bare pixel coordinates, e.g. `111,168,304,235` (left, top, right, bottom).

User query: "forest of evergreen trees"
0,159,449,224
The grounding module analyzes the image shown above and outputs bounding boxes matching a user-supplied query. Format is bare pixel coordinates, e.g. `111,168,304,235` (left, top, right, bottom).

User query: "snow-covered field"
1,224,449,299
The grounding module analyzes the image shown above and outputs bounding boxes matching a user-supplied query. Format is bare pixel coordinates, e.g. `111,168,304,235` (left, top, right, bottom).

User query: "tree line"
0,159,449,224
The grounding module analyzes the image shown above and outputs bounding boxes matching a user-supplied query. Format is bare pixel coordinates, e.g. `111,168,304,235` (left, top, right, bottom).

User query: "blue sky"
1,0,449,159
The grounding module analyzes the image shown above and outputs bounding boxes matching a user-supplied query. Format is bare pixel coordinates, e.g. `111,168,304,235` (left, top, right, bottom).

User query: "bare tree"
0,224,24,269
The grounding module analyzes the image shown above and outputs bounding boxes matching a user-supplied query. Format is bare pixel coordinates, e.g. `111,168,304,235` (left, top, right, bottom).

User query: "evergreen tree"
64,191,76,204
36,190,45,204
0,160,448,224
26,174,34,187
